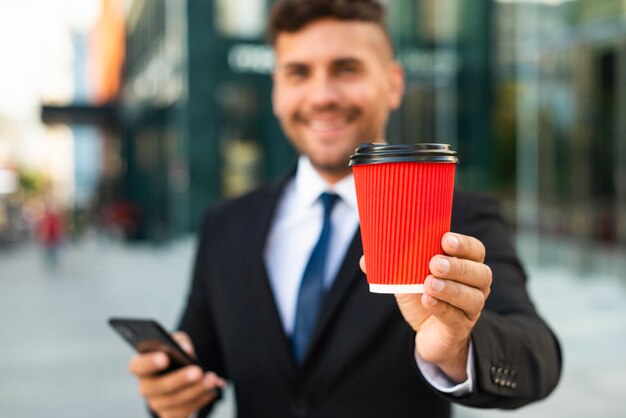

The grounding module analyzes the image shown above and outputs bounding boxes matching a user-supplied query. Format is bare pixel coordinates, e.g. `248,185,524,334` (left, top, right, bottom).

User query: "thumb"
172,331,196,357
359,255,367,274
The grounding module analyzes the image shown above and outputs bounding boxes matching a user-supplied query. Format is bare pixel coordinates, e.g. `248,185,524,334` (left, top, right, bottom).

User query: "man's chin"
309,159,352,176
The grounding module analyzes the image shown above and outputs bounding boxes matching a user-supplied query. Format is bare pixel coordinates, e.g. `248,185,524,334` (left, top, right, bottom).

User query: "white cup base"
369,283,425,294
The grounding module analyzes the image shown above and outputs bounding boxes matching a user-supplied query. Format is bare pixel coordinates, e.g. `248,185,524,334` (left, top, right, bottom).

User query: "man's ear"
388,61,405,110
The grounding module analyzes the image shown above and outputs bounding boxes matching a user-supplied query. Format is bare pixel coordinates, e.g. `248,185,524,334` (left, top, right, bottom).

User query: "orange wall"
89,0,125,104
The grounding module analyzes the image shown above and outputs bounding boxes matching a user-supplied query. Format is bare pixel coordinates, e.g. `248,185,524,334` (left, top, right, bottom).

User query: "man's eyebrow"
278,56,364,69
278,61,309,71
332,57,363,66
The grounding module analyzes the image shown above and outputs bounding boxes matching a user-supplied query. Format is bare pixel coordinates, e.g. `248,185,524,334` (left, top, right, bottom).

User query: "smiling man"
271,17,403,182
126,1,561,417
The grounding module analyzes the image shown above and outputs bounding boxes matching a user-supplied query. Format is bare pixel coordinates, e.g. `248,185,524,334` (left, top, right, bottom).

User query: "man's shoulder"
453,189,498,208
200,178,286,227
452,189,502,222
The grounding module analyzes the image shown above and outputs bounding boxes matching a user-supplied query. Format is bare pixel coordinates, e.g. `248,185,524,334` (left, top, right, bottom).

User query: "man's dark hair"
267,0,390,46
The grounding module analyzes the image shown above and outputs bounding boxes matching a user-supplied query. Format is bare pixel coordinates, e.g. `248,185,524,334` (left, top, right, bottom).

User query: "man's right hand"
128,332,226,418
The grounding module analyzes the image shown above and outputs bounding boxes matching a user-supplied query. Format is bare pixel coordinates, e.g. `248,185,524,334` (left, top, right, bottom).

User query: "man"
128,1,561,417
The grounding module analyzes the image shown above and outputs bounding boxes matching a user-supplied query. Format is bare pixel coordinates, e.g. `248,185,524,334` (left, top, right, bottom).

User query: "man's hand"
128,331,226,418
360,232,492,383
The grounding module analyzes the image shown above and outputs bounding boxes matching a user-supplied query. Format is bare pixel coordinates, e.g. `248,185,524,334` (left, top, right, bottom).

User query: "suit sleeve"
176,208,228,417
434,191,562,409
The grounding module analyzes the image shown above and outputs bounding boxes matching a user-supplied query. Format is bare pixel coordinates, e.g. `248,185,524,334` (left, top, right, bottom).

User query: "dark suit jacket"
179,177,561,418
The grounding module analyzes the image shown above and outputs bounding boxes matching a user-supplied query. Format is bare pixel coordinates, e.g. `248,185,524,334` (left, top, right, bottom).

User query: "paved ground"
1,234,625,417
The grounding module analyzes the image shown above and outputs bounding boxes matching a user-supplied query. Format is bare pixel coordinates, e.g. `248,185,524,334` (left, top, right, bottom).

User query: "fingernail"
204,374,226,388
154,353,168,367
428,295,438,305
436,257,450,274
447,235,459,250
187,367,201,381
430,278,445,292
203,374,215,387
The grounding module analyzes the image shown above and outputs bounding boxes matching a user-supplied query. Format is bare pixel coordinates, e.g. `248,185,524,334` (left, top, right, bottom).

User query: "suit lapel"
238,168,366,374
241,176,297,380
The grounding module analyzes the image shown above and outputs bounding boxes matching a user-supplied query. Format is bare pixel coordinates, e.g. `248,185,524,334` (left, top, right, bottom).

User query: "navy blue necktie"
292,192,340,364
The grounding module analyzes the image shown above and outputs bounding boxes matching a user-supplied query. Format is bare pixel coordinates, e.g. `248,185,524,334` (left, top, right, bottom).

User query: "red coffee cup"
349,143,458,293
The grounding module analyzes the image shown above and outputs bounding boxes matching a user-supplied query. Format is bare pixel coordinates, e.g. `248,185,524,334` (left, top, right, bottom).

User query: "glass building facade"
120,0,492,236
119,0,626,275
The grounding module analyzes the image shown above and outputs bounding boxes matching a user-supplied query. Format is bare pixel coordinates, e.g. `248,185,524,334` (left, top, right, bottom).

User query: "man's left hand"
360,232,492,383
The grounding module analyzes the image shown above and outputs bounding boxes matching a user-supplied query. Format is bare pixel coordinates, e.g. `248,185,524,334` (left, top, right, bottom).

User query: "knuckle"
437,299,449,316
477,241,486,261
163,374,182,393
449,282,461,300
476,290,486,309
455,308,467,327
147,399,161,413
457,259,468,278
193,392,214,410
484,266,493,286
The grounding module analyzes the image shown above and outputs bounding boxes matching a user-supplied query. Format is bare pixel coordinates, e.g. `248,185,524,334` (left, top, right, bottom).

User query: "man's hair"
267,0,391,46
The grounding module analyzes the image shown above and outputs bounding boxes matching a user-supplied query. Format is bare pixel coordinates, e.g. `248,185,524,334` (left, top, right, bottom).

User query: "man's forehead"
277,54,366,68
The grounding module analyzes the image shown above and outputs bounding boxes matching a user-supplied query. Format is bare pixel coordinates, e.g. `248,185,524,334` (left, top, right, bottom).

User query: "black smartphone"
109,318,199,375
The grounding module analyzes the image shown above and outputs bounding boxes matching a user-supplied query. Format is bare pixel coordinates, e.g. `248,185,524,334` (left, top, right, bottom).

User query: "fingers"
129,352,170,378
157,391,216,418
429,254,492,293
426,253,492,323
172,331,196,357
359,255,366,274
147,371,224,413
422,233,493,327
442,232,485,263
138,366,226,418
422,275,487,321
139,366,204,397
127,332,225,418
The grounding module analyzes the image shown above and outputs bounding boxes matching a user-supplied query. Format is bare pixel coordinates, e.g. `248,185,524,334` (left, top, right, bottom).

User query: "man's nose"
308,73,340,107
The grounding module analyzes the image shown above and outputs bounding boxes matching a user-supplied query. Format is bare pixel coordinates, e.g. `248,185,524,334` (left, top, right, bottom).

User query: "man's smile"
295,108,361,136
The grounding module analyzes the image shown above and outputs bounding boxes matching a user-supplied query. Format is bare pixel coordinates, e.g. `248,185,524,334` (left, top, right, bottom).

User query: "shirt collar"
293,155,358,211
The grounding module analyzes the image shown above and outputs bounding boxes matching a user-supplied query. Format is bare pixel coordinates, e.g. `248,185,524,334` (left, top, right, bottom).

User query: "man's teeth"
309,119,347,130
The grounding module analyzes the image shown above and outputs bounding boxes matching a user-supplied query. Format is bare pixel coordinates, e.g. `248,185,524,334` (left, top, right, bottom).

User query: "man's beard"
293,103,361,128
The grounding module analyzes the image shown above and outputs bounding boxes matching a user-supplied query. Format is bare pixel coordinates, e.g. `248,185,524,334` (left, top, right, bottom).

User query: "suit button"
291,398,310,417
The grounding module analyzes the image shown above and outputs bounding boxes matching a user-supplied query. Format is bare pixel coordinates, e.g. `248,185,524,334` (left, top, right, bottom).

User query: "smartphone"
109,318,199,375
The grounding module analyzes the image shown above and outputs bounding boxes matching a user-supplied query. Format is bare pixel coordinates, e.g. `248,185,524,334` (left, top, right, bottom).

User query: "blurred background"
0,0,625,417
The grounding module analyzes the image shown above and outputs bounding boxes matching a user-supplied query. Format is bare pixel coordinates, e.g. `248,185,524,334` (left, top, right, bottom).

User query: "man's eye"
337,65,359,75
285,68,308,79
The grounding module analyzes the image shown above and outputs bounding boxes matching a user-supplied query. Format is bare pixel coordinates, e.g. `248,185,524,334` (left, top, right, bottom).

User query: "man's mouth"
297,108,360,134
309,118,349,133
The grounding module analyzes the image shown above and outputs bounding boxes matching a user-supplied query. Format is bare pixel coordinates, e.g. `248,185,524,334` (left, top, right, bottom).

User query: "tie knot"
319,192,339,216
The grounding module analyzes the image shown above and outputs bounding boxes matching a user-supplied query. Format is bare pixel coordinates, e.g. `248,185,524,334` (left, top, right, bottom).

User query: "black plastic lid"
349,143,459,166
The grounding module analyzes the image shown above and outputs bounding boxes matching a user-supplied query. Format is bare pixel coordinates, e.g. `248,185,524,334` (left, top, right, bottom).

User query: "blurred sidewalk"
1,236,625,417
0,236,233,418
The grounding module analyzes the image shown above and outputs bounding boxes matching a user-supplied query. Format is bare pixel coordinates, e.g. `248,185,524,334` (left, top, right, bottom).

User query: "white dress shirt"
263,155,475,395
264,156,360,335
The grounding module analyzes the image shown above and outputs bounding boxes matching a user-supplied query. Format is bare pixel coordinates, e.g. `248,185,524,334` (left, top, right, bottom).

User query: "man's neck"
316,168,352,185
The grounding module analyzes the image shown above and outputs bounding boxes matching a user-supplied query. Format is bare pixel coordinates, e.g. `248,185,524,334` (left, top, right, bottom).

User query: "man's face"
272,19,404,182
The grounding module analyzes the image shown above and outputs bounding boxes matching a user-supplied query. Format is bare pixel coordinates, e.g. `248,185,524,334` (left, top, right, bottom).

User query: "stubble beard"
290,104,377,176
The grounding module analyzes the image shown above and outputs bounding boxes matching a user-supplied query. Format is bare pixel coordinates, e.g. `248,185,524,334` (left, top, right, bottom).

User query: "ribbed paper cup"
349,143,458,294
